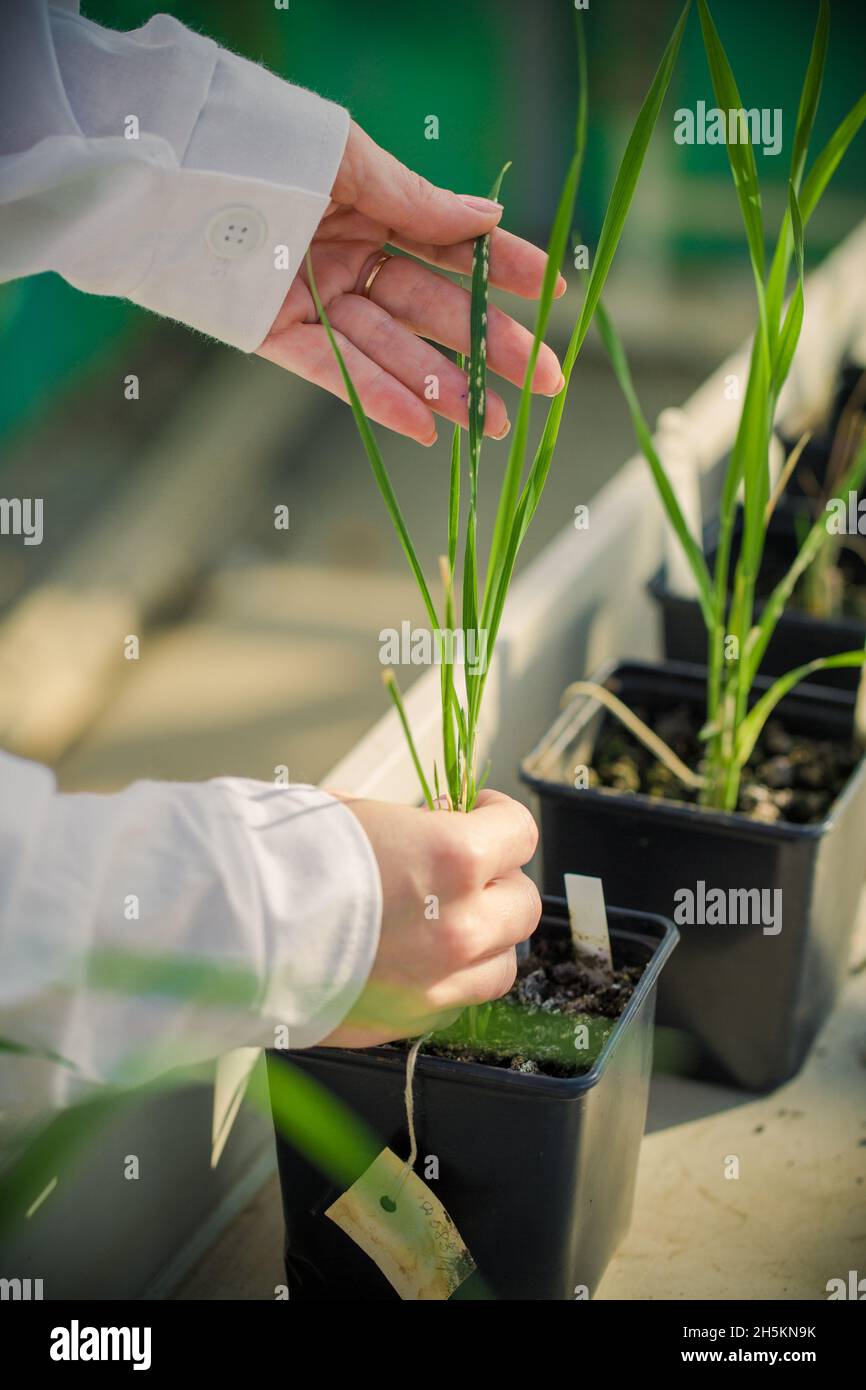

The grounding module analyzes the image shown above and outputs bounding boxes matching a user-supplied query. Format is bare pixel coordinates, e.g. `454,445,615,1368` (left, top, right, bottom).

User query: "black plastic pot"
649,507,866,690
779,361,865,502
268,899,678,1301
521,660,866,1092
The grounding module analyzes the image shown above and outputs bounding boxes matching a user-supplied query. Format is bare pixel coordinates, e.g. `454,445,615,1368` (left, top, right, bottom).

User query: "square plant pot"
268,899,678,1301
521,660,866,1091
778,360,865,503
648,507,866,691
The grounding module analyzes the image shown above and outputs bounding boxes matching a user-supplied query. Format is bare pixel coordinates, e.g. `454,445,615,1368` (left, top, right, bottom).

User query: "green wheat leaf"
697,0,765,287
383,669,434,809
483,10,588,620
484,2,690,664
595,299,715,629
735,652,866,768
744,434,866,685
305,253,439,633
800,91,866,224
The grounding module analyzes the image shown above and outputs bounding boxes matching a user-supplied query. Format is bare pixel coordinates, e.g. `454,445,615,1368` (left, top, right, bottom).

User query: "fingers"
324,292,510,437
365,255,563,394
476,870,543,960
336,125,566,301
431,868,541,977
336,122,504,246
257,321,438,446
431,869,542,1009
394,224,567,302
436,868,541,968
428,949,519,1010
463,790,539,882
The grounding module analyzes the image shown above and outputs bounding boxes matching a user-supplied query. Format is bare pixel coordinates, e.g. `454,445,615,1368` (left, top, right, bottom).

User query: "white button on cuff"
206,207,267,259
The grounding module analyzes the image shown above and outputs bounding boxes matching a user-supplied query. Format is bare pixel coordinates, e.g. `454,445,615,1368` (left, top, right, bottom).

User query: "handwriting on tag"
325,1146,475,1300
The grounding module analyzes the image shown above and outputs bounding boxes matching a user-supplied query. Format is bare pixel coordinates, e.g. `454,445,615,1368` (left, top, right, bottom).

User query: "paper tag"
211,1047,259,1168
564,872,613,980
325,1147,475,1300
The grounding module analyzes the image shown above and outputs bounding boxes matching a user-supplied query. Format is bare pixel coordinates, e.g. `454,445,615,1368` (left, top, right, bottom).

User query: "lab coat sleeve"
0,3,350,351
0,752,382,1108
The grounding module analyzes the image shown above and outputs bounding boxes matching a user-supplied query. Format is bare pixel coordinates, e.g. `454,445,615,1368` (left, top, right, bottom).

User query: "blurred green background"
0,0,864,1305
0,0,863,794
3,0,864,441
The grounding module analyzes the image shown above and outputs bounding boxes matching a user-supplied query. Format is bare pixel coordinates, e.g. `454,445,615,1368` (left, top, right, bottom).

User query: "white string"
391,1032,430,1202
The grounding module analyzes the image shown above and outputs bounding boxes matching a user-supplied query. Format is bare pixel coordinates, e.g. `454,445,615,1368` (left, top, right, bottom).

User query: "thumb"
336,121,503,245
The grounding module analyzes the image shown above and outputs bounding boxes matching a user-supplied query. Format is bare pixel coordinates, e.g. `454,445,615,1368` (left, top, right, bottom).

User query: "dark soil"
586,708,860,826
404,933,643,1079
752,529,866,624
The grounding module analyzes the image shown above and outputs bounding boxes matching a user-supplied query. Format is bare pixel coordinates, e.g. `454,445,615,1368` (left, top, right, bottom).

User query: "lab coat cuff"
215,781,382,1050
130,60,349,351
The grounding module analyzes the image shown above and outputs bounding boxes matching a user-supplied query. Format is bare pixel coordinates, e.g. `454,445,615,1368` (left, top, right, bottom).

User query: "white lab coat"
1,0,349,349
0,4,382,1109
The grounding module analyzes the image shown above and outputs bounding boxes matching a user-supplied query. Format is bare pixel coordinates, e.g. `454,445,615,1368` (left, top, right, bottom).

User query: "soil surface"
582,708,861,826
404,933,643,1078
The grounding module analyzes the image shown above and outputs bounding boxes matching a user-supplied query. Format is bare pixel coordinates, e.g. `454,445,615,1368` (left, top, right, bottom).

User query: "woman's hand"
257,120,566,445
322,789,542,1047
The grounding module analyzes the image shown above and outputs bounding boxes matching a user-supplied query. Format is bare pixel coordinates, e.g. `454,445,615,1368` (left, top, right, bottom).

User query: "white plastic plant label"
325,1146,475,1300
564,872,613,982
